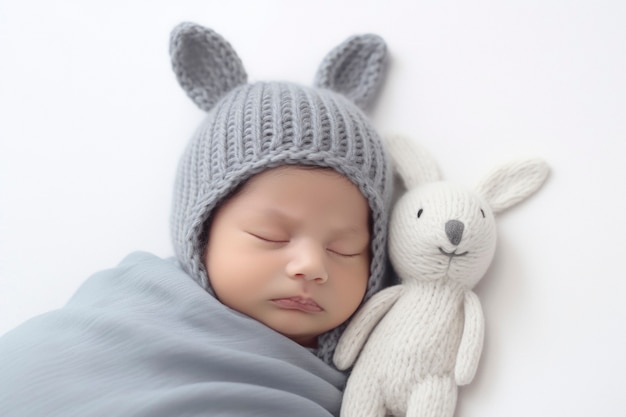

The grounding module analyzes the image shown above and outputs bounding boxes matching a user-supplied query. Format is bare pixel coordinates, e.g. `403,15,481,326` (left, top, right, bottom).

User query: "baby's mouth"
271,297,324,313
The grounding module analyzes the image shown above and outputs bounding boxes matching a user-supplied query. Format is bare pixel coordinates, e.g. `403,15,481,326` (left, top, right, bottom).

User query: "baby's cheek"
332,264,368,313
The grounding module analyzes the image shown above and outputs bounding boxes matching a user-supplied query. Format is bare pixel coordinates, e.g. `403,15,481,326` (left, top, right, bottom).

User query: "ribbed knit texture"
169,23,393,366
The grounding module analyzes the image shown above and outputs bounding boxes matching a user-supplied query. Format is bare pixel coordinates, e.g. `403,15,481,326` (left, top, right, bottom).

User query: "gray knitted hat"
169,22,393,365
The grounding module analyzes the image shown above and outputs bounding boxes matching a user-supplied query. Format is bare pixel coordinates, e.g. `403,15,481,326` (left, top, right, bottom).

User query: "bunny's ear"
314,34,387,110
386,135,441,189
476,158,549,214
170,22,248,112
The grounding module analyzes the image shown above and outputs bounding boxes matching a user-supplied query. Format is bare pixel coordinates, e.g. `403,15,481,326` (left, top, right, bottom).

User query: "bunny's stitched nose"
445,220,464,246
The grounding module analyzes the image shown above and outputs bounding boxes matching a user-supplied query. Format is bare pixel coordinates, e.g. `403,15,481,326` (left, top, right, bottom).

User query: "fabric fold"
0,252,345,417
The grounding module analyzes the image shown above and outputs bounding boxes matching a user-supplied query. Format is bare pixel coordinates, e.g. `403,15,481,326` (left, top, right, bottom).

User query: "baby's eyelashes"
326,248,364,258
247,232,289,243
246,231,367,258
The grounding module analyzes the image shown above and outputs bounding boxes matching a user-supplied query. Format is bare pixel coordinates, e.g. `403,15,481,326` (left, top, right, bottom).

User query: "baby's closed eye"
247,231,289,243
327,248,362,257
327,240,369,258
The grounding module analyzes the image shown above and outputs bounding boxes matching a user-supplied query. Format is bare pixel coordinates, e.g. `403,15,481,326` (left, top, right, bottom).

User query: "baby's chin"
260,315,330,348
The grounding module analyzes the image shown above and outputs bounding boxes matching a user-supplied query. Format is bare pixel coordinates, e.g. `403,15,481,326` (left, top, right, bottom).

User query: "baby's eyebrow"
331,225,369,237
253,207,369,237
253,207,294,222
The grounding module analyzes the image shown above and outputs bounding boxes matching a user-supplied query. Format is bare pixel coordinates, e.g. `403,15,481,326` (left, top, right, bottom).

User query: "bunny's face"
388,182,497,289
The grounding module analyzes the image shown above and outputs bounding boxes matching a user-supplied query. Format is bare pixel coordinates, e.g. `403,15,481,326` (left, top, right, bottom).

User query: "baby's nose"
286,243,329,283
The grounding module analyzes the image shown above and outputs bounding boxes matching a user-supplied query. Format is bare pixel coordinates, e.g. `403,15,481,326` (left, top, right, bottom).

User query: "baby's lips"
271,297,324,313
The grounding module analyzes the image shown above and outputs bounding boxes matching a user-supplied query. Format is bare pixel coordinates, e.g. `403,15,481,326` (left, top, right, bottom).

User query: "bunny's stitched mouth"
439,247,468,258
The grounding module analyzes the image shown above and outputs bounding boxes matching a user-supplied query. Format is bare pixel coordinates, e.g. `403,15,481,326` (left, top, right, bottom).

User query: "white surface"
1,1,625,415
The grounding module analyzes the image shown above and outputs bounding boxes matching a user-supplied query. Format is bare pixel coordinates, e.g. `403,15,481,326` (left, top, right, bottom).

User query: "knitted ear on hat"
314,34,387,110
170,22,248,111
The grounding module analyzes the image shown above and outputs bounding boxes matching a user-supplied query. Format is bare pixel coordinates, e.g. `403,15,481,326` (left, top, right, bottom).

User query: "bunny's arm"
333,285,403,370
455,290,485,385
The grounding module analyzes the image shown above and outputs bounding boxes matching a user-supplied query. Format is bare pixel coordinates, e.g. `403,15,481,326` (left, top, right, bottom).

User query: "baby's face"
203,166,371,347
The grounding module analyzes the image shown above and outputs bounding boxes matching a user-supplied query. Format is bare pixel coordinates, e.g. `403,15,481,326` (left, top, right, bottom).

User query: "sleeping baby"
0,22,394,417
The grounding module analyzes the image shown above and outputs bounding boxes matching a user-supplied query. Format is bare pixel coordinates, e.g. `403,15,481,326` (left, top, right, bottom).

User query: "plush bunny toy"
333,135,549,417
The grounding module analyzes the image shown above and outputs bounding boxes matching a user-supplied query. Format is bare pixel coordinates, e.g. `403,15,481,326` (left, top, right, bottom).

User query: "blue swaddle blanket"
0,252,346,416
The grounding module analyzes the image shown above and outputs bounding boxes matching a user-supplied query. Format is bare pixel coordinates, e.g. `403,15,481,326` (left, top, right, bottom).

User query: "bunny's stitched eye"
417,209,423,218
480,209,485,218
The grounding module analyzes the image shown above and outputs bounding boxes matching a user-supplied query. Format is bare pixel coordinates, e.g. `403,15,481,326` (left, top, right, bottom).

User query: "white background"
1,1,625,415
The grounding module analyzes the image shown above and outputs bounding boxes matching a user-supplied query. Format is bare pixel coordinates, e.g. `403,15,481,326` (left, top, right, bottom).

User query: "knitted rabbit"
333,135,549,417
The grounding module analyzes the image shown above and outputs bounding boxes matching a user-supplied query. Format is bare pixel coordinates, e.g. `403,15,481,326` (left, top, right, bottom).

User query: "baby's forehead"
214,165,372,238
